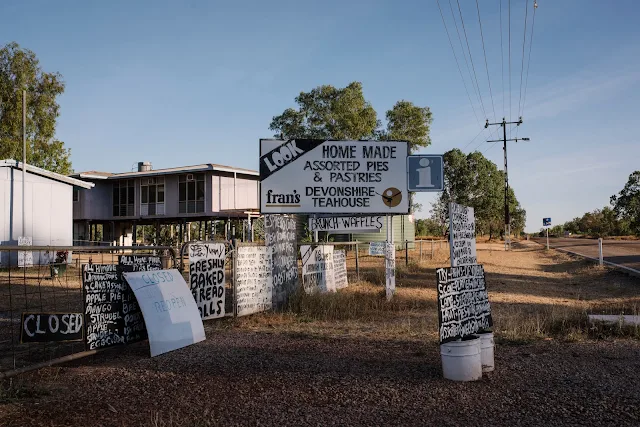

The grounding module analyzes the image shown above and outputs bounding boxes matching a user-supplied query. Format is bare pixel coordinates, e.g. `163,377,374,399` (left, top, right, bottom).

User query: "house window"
178,173,205,213
141,177,165,216
73,188,80,202
113,180,135,216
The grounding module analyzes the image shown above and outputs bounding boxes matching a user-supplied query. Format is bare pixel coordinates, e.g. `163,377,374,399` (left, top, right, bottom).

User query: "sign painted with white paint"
300,245,336,293
189,243,226,320
236,246,273,317
333,249,348,289
260,139,409,214
122,269,205,357
449,202,477,267
369,241,386,256
308,215,384,233
385,243,396,300
436,264,492,343
18,236,33,267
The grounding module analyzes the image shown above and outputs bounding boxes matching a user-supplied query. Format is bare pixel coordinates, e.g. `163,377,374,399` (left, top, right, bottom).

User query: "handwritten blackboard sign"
118,255,162,272
449,202,477,267
20,312,83,343
236,246,272,316
265,215,299,308
436,264,492,343
83,264,127,350
301,245,336,294
188,243,226,320
333,249,348,289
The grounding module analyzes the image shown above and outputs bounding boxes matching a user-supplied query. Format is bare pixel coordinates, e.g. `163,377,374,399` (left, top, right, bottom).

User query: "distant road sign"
543,218,551,227
407,155,444,192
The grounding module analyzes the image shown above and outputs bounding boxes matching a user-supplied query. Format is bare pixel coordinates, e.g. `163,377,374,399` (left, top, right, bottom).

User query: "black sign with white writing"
435,264,492,343
20,312,84,343
265,215,299,309
118,255,162,343
260,139,324,180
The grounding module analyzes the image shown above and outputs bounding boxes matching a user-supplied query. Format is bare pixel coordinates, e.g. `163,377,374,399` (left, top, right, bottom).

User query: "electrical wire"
483,124,518,154
517,0,530,119
520,1,537,125
448,0,485,119
476,0,496,121
472,126,502,153
456,0,488,120
508,0,512,139
436,0,481,126
463,127,487,151
500,0,505,120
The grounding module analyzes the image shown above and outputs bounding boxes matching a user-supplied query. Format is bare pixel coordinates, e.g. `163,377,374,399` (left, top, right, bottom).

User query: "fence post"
419,239,423,260
355,242,360,281
431,240,434,259
405,240,409,266
598,238,603,267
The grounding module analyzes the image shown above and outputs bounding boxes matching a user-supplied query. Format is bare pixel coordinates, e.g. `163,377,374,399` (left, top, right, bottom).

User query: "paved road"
533,237,640,272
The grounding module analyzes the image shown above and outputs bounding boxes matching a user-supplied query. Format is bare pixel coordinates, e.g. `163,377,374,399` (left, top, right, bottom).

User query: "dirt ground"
1,241,640,426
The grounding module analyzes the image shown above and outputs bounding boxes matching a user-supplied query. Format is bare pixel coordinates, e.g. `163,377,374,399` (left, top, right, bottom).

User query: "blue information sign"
406,155,444,192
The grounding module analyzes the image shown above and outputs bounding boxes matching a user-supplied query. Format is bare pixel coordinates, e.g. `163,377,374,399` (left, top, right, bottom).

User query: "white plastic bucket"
478,332,495,372
440,336,482,381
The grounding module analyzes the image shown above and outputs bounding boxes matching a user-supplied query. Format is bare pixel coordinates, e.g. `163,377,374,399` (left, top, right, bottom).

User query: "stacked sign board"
236,246,273,316
188,243,226,320
436,202,493,343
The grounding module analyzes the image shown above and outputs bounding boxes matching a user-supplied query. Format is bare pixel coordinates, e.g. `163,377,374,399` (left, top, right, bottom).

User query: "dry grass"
226,240,640,344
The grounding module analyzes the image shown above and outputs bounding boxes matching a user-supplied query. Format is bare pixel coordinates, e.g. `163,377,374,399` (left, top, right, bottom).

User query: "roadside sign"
543,218,551,227
308,215,383,233
407,155,444,192
259,139,409,214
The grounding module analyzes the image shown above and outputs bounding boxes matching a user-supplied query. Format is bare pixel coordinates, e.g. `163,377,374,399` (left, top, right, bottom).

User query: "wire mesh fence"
0,245,176,375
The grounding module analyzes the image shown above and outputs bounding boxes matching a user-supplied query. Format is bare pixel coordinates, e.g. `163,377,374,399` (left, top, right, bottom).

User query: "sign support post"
546,227,549,250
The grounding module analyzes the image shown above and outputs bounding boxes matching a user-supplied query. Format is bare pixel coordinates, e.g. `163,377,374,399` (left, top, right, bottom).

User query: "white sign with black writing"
385,243,396,300
308,216,384,233
260,139,409,214
333,249,348,289
436,264,492,343
18,236,33,267
189,243,226,320
300,245,335,293
123,269,206,357
236,246,273,317
449,202,477,267
369,241,386,256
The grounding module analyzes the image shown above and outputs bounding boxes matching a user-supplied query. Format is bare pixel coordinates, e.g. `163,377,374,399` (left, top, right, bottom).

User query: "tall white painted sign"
236,246,273,317
385,243,396,301
188,243,226,320
449,202,477,267
18,236,33,268
260,139,409,214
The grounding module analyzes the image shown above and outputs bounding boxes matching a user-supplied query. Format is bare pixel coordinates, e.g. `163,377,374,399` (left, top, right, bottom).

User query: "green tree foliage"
548,207,631,238
269,82,379,140
269,82,433,214
0,42,71,174
431,149,526,239
415,218,444,237
611,171,640,236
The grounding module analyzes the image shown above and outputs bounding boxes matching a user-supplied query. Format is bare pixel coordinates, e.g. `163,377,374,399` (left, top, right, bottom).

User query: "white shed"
0,160,94,266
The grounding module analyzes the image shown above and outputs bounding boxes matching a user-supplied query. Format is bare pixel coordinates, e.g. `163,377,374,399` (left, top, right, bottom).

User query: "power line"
456,0,488,120
448,0,485,119
472,125,502,152
517,0,530,118
483,124,517,154
520,1,538,122
436,0,481,126
463,127,487,151
475,0,496,121
508,0,512,140
500,0,505,120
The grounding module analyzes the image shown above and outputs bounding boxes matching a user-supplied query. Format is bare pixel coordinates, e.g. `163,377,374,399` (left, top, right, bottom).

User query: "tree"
611,171,640,236
269,82,379,140
270,82,433,213
432,149,526,240
0,42,72,174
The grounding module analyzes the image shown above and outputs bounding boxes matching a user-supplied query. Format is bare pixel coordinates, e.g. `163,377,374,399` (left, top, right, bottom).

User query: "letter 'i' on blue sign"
543,218,551,226
406,155,444,192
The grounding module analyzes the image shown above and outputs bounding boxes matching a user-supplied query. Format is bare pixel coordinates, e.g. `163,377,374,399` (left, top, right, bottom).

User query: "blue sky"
2,0,639,232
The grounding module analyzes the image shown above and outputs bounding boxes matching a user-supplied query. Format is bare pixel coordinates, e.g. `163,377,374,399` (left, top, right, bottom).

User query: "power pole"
485,117,529,251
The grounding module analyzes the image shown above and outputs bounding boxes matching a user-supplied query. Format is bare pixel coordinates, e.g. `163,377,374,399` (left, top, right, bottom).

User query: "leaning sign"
260,139,409,214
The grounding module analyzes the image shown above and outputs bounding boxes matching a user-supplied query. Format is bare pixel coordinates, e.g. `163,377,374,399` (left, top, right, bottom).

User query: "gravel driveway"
2,328,640,427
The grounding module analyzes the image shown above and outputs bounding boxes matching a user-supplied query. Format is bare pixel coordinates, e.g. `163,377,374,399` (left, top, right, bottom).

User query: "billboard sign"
259,139,409,214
